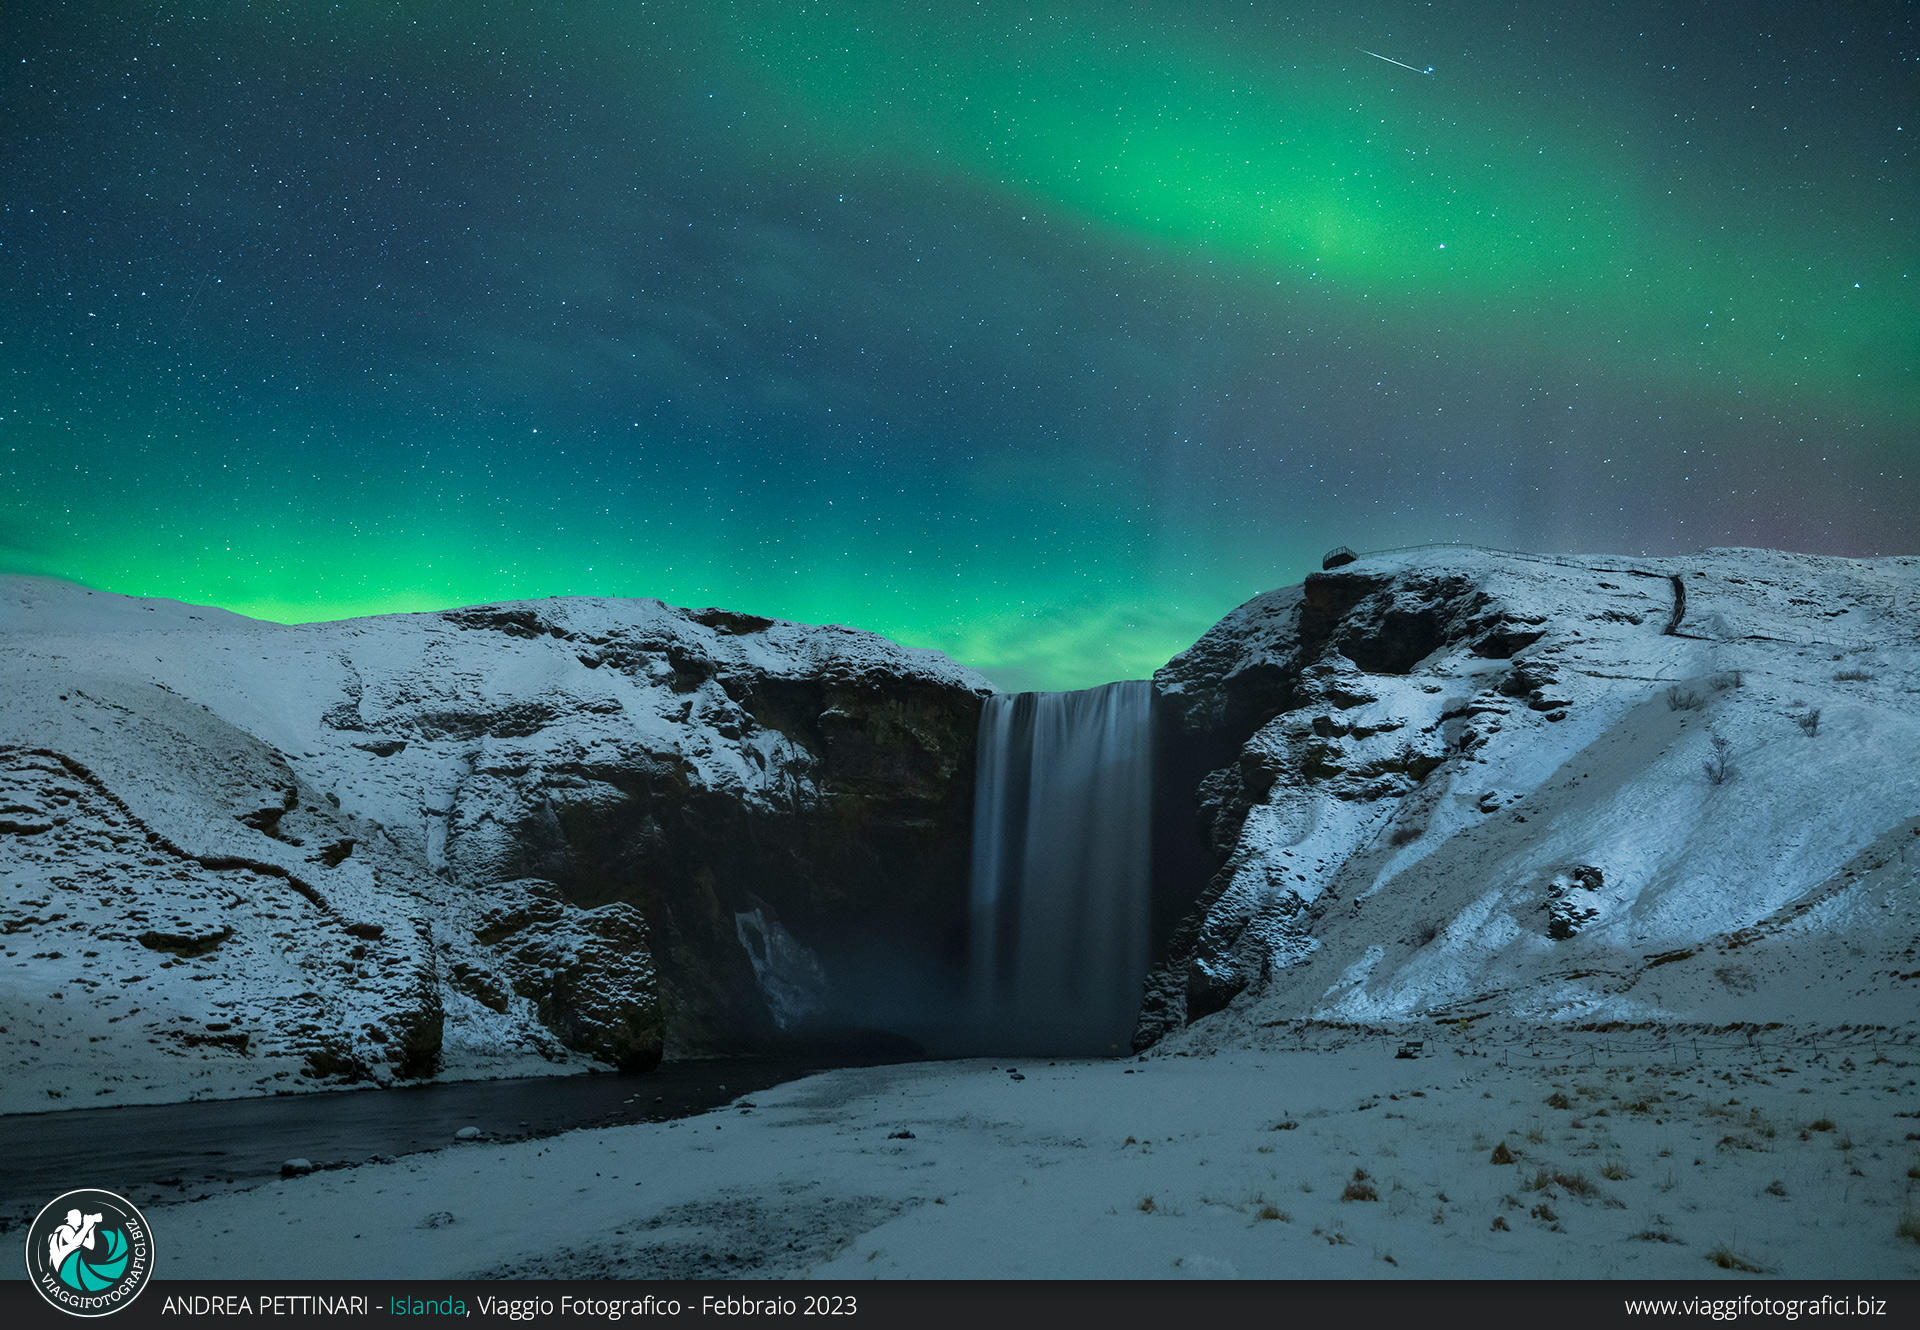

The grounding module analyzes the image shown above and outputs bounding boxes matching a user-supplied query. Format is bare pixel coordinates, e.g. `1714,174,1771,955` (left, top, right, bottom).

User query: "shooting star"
1361,49,1433,75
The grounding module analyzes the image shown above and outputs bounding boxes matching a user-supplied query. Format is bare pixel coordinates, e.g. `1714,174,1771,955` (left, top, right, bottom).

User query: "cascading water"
968,680,1153,1054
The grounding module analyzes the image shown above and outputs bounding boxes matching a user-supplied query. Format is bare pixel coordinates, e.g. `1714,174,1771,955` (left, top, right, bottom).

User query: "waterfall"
968,680,1153,1054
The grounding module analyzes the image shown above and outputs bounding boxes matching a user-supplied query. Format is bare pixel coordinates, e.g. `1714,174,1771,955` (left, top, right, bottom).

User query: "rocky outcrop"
1138,547,1920,1049
0,579,989,1108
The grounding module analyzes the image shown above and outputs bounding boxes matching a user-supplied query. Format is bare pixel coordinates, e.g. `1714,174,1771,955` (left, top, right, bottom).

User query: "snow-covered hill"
0,579,990,1111
6,546,1913,1116
1139,546,1920,1052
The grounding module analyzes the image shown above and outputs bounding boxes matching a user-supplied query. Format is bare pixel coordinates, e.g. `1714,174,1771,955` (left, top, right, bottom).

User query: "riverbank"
109,1024,1920,1280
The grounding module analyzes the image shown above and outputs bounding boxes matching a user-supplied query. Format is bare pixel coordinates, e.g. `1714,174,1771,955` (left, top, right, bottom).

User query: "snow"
1152,546,1920,1041
6,548,1919,1280
0,577,991,1113
137,1028,1919,1279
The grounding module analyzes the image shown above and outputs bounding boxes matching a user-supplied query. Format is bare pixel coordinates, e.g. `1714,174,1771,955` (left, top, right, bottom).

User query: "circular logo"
23,1190,154,1318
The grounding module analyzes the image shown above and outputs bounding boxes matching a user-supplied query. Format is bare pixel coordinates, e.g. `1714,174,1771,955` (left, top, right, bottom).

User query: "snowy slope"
1142,547,1920,1050
0,578,991,1112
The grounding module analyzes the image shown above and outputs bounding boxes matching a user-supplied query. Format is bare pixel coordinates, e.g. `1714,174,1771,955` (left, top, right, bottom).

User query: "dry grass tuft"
1706,1244,1766,1273
1256,1204,1288,1222
1556,1170,1597,1197
1342,1169,1380,1203
1137,1195,1156,1214
1547,1091,1573,1110
1490,1141,1516,1165
1600,1160,1631,1181
1490,1215,1510,1232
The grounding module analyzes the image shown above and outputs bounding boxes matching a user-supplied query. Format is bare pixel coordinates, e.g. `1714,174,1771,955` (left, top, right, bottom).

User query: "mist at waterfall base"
964,682,1155,1057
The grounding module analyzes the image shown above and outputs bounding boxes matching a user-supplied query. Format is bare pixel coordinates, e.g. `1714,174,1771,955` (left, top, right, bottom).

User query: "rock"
1136,546,1920,1050
0,580,991,1104
453,1126,481,1141
280,1158,314,1177
419,1211,456,1228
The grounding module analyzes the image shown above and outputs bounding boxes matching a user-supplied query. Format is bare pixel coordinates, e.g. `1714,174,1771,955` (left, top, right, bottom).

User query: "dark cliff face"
413,603,988,1062
1139,565,1540,1047
493,675,983,1058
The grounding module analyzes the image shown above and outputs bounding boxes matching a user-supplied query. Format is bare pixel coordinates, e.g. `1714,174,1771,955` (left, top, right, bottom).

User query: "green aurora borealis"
4,2,1915,688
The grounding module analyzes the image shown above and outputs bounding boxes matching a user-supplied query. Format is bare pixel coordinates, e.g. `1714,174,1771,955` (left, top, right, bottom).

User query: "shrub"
1807,1118,1836,1132
1834,668,1875,682
1899,1212,1920,1246
1490,1141,1516,1164
1765,1180,1787,1197
1490,1215,1510,1232
1703,733,1731,785
1666,686,1705,711
1411,918,1440,946
1796,708,1821,737
1342,1169,1379,1202
1138,1195,1156,1213
1547,1091,1573,1110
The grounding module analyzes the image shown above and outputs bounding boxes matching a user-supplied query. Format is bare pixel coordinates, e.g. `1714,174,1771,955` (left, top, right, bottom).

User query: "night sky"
5,3,1914,689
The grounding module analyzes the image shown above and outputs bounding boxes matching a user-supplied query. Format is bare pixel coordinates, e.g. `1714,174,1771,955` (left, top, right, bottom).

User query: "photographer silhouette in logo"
47,1209,105,1274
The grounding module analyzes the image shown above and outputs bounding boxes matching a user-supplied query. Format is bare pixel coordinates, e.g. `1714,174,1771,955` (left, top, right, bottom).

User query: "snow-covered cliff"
0,579,991,1110
1139,547,1920,1050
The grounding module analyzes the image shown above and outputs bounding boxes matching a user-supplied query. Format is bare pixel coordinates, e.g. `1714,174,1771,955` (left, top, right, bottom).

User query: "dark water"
0,1055,904,1229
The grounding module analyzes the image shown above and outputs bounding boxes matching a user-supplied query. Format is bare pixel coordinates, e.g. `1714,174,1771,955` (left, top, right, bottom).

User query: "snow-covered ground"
141,1028,1919,1279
